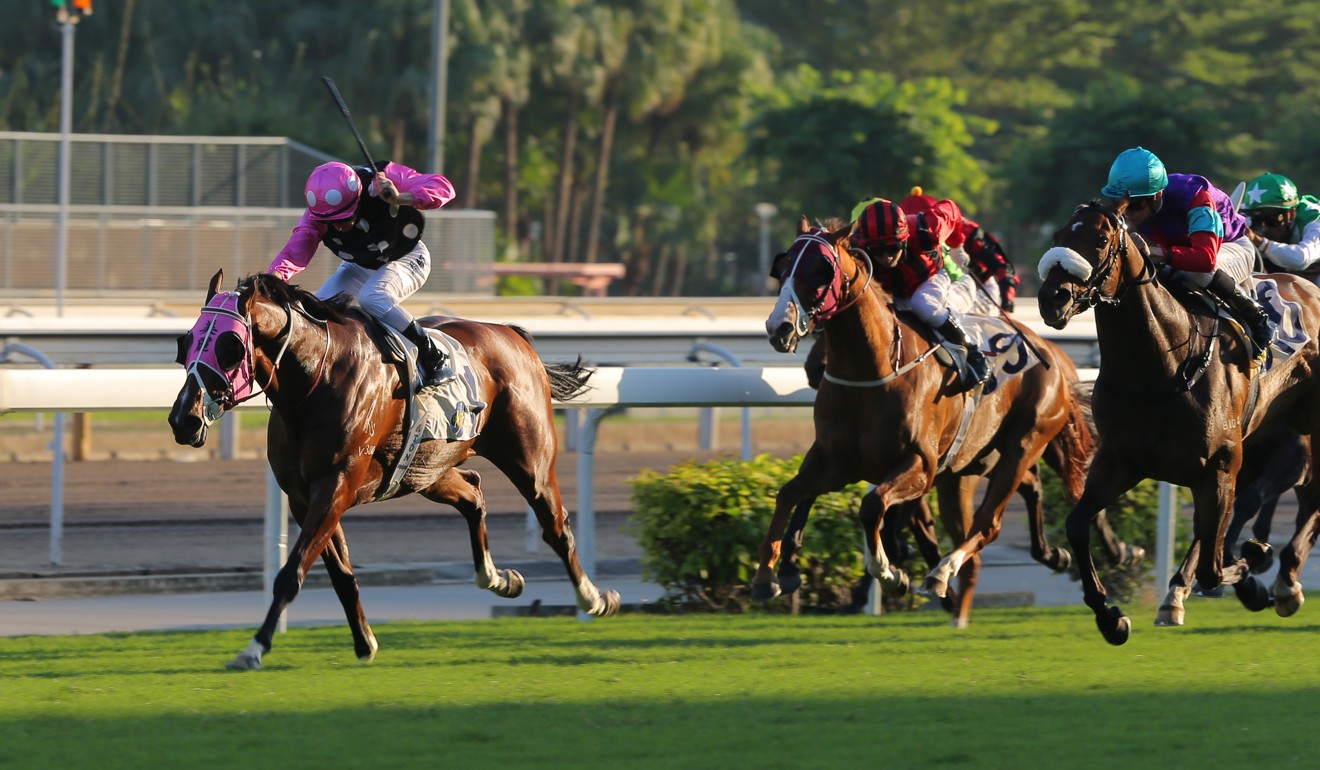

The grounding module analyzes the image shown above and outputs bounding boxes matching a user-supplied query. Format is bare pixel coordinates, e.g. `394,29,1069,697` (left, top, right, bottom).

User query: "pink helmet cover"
304,161,362,221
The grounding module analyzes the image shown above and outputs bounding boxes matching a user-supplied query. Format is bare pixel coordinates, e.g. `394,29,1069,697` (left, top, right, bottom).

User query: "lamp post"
753,202,778,296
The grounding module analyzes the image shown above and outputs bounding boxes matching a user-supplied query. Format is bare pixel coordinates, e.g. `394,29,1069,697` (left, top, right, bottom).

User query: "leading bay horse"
1037,200,1320,644
754,218,1081,625
168,270,619,669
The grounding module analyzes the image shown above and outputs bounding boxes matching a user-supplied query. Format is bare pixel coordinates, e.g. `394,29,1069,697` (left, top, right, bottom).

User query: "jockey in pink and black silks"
268,159,458,388
851,195,990,392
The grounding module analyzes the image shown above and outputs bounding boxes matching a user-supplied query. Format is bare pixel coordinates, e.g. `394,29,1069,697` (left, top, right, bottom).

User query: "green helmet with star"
1242,172,1301,212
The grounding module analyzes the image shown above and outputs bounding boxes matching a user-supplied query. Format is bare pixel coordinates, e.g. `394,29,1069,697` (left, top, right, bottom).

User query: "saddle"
366,320,488,500
1160,271,1307,380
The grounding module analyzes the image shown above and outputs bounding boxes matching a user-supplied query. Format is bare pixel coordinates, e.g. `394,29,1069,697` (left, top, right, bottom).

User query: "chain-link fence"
0,132,495,294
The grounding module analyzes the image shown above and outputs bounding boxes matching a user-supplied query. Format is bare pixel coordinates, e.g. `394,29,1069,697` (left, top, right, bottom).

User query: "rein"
257,301,332,410
1077,202,1158,308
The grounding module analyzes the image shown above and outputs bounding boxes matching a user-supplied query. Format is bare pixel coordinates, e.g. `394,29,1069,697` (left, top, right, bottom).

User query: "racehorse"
1037,200,1320,644
754,217,1082,626
168,270,620,669
773,340,1144,622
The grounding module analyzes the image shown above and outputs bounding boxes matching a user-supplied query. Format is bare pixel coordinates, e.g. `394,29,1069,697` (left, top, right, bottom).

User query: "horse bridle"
1071,202,1156,308
781,231,874,331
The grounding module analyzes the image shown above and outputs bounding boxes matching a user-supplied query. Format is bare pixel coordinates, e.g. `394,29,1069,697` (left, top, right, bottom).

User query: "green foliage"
629,454,869,611
1039,463,1192,602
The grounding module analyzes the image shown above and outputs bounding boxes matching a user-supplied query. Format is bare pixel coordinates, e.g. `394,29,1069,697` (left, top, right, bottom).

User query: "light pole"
753,202,778,296
427,0,449,175
51,1,93,317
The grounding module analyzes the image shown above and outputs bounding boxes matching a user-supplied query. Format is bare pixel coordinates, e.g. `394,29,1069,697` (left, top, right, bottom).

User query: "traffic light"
73,0,92,13
49,0,92,22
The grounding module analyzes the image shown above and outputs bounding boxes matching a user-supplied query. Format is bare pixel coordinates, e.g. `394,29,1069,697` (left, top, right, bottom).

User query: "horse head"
1037,200,1147,329
168,269,250,446
765,215,867,353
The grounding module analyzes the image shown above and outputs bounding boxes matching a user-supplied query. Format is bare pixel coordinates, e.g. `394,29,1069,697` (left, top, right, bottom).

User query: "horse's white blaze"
1038,246,1093,282
766,282,802,337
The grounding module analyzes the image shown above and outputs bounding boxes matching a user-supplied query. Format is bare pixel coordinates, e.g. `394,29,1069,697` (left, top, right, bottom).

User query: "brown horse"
774,341,1144,621
168,270,619,669
753,218,1080,626
1037,200,1320,644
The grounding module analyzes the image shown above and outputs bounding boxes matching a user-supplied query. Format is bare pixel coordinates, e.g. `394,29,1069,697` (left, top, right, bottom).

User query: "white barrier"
2,364,1179,620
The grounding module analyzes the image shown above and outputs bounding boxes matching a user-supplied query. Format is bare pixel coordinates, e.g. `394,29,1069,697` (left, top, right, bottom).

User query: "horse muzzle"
1037,277,1084,330
767,321,800,354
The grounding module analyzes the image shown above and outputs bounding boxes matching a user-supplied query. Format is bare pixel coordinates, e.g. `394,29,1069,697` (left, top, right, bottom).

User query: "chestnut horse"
772,338,1144,620
168,270,619,669
754,219,1080,626
1038,200,1320,644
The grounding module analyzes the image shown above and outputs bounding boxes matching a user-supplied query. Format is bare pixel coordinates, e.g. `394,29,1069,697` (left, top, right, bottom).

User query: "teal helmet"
1241,172,1300,212
1100,147,1168,198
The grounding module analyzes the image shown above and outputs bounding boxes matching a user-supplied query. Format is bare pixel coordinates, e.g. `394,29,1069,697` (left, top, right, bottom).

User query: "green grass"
2,603,1317,769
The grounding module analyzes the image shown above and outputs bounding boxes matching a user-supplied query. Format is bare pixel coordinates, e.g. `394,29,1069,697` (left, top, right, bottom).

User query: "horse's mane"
239,272,361,325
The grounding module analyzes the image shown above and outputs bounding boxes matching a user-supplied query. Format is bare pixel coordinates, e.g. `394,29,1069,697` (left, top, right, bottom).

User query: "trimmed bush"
629,454,872,611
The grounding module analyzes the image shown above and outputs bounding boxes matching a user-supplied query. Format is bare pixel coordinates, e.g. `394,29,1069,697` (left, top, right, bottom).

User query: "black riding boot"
403,320,454,389
937,315,990,392
1206,270,1274,364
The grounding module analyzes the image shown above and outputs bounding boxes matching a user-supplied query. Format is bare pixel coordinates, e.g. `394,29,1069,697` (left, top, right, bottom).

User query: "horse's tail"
1044,378,1097,504
544,357,594,401
504,323,595,401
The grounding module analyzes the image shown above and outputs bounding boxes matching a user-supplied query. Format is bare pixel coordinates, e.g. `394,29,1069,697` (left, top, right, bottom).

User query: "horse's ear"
827,222,851,244
206,269,224,302
797,215,811,235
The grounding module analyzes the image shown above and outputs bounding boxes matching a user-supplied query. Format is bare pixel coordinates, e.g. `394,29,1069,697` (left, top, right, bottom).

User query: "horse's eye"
175,332,193,367
215,332,246,372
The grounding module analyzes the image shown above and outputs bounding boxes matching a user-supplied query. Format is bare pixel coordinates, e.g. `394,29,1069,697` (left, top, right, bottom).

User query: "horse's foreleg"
320,525,378,662
776,496,818,597
1190,456,1251,594
951,552,981,629
855,455,928,597
1157,539,1199,627
230,479,354,670
754,448,836,601
1064,448,1141,645
927,448,1030,601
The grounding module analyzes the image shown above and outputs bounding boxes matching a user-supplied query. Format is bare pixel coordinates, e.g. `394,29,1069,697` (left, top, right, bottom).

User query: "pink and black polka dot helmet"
304,161,362,221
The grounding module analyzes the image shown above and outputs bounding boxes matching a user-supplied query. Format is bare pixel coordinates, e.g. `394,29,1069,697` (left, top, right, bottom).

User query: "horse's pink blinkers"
782,230,848,322
176,291,257,422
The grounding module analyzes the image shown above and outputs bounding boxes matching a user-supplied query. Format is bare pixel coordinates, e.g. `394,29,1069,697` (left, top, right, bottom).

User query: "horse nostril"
773,322,793,338
1053,286,1072,305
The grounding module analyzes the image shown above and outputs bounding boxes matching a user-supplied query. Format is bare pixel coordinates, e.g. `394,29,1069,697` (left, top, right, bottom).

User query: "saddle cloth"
1166,274,1309,376
931,314,1042,395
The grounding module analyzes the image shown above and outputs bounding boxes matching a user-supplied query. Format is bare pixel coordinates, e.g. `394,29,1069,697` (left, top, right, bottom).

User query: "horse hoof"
1274,582,1304,618
597,589,622,617
357,635,379,663
1191,581,1225,599
921,574,948,599
1154,604,1185,627
750,581,782,602
1054,548,1073,573
226,654,262,671
1096,606,1131,646
1232,576,1272,613
498,569,526,599
881,569,910,598
777,570,803,596
1243,539,1274,575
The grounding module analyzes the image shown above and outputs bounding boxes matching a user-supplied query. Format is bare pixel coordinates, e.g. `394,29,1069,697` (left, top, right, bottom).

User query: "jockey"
851,195,991,392
1240,171,1320,283
900,186,1018,313
268,159,458,388
1101,147,1274,361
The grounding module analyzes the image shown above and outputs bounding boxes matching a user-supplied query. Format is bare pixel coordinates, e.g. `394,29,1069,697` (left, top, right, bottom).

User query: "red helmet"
853,198,909,249
304,161,362,221
898,185,937,218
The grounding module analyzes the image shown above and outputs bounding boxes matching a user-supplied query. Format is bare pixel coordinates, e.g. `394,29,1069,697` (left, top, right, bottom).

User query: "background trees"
5,0,1317,295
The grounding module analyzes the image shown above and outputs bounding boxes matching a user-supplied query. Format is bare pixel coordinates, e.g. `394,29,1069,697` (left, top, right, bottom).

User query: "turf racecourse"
3,603,1317,769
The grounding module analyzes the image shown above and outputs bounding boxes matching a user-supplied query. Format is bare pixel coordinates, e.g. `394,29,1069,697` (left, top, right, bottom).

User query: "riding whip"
321,76,377,170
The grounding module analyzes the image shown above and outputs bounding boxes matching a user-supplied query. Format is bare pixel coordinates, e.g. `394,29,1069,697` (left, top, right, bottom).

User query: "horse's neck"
1094,264,1194,389
822,291,901,379
252,303,341,408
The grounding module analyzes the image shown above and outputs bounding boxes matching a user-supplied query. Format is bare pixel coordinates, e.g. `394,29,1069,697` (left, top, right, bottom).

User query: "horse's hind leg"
479,416,619,617
321,525,379,662
952,552,982,629
1019,465,1072,573
420,467,525,599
